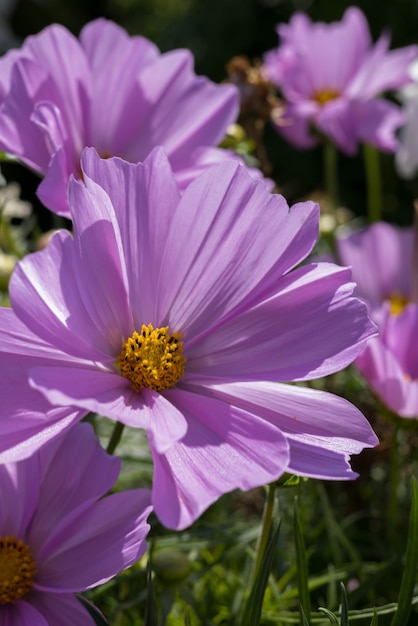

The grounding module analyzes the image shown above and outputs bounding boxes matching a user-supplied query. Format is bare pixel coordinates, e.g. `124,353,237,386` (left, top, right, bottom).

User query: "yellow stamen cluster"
0,536,36,604
117,323,186,392
313,88,340,105
389,293,409,316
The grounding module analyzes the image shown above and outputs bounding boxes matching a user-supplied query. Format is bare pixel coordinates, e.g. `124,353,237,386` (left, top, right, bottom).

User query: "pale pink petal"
348,33,418,98
27,423,121,551
29,366,151,429
0,58,53,171
80,18,159,155
36,490,152,591
185,263,375,381
1,599,49,626
22,24,90,153
29,593,96,626
0,455,40,537
187,380,377,478
356,335,418,418
337,222,413,309
151,388,289,529
10,224,130,359
351,98,406,153
78,147,181,326
123,49,238,164
159,161,319,342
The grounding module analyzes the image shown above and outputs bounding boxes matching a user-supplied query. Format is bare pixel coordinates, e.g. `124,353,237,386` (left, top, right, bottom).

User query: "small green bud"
152,549,191,584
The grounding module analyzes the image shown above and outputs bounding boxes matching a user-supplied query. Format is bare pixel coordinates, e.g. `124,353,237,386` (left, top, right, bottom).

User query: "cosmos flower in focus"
337,221,418,417
0,18,240,216
0,422,152,625
0,147,377,529
263,7,418,155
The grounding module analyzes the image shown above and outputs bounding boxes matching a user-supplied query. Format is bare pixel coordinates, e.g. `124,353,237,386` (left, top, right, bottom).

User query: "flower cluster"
0,11,386,625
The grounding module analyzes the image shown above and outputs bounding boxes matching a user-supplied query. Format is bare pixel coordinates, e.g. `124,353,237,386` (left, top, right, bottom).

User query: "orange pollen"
0,536,36,604
389,294,409,316
313,88,340,105
117,323,186,392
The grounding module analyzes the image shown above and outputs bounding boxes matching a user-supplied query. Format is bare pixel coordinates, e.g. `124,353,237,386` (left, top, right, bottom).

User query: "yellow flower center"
313,88,340,105
389,294,409,316
0,536,36,604
117,323,186,392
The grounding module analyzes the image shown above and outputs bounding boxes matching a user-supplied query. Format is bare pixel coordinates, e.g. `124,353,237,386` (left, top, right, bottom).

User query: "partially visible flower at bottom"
0,422,152,625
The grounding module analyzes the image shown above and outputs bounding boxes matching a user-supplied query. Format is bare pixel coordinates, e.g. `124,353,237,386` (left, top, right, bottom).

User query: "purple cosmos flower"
263,7,418,154
1,147,377,529
0,421,152,625
336,221,418,417
0,18,239,217
337,221,414,316
355,302,418,418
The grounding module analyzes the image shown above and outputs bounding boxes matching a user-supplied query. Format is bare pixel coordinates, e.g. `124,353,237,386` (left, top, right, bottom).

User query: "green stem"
0,212,24,259
387,422,399,546
324,139,339,210
363,143,382,223
106,421,125,455
252,483,277,584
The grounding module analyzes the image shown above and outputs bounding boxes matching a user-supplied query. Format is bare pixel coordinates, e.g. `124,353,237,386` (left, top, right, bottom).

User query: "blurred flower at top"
0,18,240,217
0,422,152,626
396,60,418,178
0,147,377,530
263,7,418,155
337,221,418,417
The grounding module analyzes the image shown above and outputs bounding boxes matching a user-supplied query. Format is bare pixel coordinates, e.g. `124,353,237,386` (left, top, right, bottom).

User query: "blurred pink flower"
0,148,377,529
356,302,418,417
0,19,240,216
337,221,418,417
396,60,418,178
0,422,152,625
264,7,418,154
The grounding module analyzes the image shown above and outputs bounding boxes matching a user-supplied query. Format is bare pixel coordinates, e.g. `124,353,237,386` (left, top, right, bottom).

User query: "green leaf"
299,603,310,626
340,583,349,626
370,608,378,626
317,607,339,624
144,558,158,626
77,596,110,625
241,521,281,626
390,476,418,626
294,497,311,623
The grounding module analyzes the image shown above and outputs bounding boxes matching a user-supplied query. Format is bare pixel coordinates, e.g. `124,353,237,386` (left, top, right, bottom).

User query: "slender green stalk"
294,497,311,623
363,143,383,223
252,483,277,584
324,139,339,210
390,477,418,626
0,212,24,259
387,422,399,545
106,421,125,455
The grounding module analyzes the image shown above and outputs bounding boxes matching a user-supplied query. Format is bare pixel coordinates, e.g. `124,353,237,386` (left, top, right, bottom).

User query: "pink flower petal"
151,388,289,529
37,489,152,591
